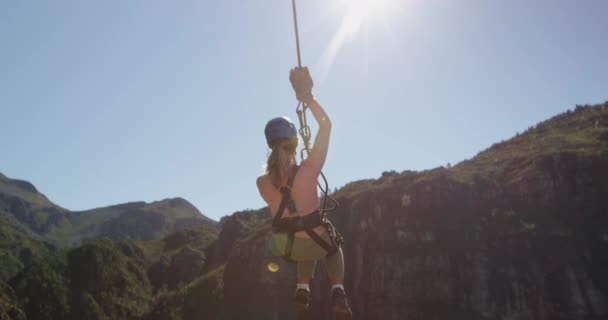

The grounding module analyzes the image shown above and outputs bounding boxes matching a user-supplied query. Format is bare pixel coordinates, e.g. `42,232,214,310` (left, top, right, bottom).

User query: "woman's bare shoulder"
257,174,270,187
256,175,274,203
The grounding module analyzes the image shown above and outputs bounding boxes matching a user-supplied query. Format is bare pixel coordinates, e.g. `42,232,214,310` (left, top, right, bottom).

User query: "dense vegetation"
0,221,52,282
7,239,152,320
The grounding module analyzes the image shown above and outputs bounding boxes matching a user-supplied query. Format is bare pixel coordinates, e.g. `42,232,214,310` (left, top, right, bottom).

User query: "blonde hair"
265,137,298,187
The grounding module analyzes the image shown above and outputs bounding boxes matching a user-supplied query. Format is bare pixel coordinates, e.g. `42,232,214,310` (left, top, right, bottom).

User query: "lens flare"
267,262,280,273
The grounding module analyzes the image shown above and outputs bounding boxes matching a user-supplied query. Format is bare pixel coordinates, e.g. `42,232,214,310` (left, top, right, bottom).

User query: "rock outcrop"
219,103,608,320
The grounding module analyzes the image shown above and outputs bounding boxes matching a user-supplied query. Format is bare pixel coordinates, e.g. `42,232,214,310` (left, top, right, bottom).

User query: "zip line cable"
290,0,339,214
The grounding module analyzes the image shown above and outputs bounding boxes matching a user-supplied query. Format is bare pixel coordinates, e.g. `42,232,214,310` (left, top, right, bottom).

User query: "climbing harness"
271,166,343,263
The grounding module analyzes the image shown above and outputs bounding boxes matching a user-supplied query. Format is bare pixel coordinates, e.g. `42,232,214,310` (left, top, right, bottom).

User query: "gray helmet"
264,117,297,147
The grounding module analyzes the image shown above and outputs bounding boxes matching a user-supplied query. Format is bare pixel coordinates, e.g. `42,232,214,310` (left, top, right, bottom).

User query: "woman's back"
257,161,326,238
259,161,322,211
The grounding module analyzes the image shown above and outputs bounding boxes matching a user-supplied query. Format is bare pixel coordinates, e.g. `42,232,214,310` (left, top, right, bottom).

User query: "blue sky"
1,0,606,221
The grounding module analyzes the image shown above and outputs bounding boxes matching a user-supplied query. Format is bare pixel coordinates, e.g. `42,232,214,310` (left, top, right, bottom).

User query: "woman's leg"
295,260,316,313
325,247,345,285
297,260,317,284
326,248,352,319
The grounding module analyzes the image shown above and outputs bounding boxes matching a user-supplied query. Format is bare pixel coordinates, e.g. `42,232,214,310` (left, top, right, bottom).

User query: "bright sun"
335,0,404,37
319,0,407,79
337,0,396,25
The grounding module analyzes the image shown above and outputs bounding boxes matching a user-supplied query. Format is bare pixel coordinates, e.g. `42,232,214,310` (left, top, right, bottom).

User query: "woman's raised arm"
301,98,331,173
289,66,332,174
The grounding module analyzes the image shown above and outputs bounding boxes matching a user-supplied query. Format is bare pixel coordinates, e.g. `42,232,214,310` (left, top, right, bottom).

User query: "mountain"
0,173,216,246
3,224,222,320
0,173,70,238
63,197,216,245
1,206,267,320
1,101,607,320
0,172,217,282
0,175,61,282
214,102,608,320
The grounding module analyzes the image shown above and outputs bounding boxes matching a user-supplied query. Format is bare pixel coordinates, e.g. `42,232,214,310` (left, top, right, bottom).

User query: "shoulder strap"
272,166,299,225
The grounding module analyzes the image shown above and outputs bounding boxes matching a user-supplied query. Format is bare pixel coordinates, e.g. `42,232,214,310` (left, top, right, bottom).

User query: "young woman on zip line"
256,66,352,319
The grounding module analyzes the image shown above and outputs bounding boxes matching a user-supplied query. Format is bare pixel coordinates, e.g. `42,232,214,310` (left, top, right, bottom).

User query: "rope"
291,0,302,68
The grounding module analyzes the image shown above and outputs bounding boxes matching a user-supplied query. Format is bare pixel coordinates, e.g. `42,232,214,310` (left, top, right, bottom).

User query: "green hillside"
335,102,608,198
0,172,216,247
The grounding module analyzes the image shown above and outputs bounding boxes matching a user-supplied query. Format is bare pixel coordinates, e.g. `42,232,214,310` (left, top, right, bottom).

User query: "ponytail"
265,137,298,187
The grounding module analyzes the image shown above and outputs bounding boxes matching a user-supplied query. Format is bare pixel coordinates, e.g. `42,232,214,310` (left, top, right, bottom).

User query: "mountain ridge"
0,172,218,281
2,101,608,320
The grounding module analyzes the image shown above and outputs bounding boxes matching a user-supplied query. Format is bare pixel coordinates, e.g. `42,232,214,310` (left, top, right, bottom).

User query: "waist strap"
272,209,323,233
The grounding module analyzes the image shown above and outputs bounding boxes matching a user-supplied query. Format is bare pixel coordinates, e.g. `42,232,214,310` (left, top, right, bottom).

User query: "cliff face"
335,153,608,320
219,103,608,320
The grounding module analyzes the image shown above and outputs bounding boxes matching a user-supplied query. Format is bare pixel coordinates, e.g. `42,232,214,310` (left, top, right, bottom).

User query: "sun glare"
337,0,395,25
333,0,402,42
319,0,407,79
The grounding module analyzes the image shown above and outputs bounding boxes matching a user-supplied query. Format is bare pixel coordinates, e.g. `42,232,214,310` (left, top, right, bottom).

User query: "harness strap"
273,209,322,231
271,167,342,262
273,167,298,225
272,168,298,263
304,227,334,254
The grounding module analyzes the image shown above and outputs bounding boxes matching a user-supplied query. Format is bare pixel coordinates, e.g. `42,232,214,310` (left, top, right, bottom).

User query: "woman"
256,67,352,319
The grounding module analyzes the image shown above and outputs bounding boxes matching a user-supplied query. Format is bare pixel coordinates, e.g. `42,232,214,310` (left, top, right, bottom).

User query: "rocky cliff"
219,102,608,320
